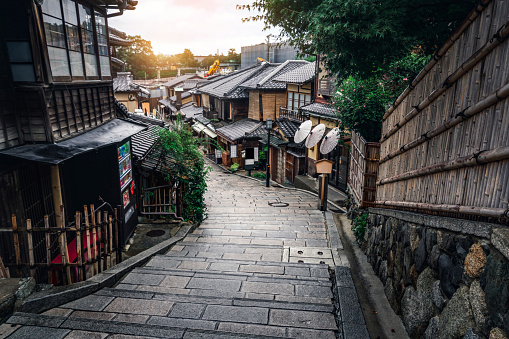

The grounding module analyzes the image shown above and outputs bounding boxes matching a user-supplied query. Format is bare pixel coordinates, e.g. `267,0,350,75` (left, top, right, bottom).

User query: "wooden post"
44,215,52,284
60,206,72,284
11,215,21,277
103,211,108,271
114,208,121,263
75,212,83,282
0,254,9,278
26,219,35,278
96,210,102,273
108,215,113,267
91,204,98,276
83,205,90,279
50,166,64,229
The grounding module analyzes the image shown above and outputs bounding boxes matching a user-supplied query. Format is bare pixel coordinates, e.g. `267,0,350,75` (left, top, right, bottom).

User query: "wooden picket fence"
1,204,122,285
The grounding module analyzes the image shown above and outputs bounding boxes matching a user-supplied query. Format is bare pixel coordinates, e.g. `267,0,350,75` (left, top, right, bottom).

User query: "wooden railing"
278,107,309,122
348,131,380,208
1,204,122,285
141,184,183,220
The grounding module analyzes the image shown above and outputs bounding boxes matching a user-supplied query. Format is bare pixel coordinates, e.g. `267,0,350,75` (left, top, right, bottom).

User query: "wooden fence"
1,204,122,285
348,131,381,208
141,184,183,220
376,0,509,222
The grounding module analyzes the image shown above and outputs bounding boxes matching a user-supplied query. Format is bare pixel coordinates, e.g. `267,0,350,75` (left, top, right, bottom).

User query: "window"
41,0,110,81
287,92,311,110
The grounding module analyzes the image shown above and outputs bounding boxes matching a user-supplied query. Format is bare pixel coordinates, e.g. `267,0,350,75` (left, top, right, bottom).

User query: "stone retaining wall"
365,208,509,339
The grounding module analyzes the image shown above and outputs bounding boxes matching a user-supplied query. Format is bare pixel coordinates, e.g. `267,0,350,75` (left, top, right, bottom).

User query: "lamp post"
265,119,272,187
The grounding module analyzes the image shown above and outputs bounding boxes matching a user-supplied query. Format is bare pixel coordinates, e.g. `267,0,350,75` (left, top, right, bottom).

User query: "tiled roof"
180,104,203,120
216,118,261,141
259,133,288,149
300,102,337,119
169,91,192,102
162,74,201,88
159,98,177,112
111,56,125,66
125,112,165,127
113,72,150,96
182,80,199,90
131,125,164,160
274,61,316,84
241,60,310,90
197,64,267,99
275,118,300,138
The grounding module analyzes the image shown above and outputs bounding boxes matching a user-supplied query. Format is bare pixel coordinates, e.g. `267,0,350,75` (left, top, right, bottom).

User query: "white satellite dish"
305,123,326,148
320,127,341,154
294,120,312,143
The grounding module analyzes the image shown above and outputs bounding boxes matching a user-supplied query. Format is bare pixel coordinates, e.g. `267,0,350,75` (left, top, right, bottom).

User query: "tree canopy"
241,0,477,78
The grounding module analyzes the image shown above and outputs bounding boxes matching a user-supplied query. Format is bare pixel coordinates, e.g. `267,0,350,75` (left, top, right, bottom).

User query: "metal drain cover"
146,230,166,237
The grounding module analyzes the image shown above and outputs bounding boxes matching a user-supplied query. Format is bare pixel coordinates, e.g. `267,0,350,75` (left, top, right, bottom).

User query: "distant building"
241,43,303,69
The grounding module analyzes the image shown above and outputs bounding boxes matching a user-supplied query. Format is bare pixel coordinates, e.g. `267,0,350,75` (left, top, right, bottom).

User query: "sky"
108,0,280,56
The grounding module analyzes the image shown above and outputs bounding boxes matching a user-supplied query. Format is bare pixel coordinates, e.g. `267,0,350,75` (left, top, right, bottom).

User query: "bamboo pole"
26,219,35,278
44,216,52,284
381,82,509,163
96,210,102,274
382,0,492,121
91,204,98,276
83,205,90,276
102,211,108,271
109,215,113,267
0,255,8,278
60,206,72,285
376,200,509,219
114,208,121,264
75,212,83,282
381,20,509,141
11,215,21,277
378,146,509,186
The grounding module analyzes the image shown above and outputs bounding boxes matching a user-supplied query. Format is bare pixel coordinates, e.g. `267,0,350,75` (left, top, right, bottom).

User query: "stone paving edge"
19,224,196,314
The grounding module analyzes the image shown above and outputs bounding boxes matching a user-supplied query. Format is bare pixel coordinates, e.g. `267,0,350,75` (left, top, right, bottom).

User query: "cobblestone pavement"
2,164,368,338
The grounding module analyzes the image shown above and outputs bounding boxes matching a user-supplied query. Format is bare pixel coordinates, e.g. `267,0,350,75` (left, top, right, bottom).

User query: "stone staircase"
4,249,338,338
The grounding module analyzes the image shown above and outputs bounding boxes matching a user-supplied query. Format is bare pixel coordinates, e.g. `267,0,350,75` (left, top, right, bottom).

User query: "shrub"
352,213,369,242
230,163,240,172
252,172,266,179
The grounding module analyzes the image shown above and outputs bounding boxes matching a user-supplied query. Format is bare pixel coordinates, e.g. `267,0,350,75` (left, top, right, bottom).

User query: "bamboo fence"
376,0,509,222
348,131,381,208
1,204,122,285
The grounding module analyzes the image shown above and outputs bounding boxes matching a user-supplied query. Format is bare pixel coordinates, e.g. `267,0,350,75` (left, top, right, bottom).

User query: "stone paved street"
2,164,368,338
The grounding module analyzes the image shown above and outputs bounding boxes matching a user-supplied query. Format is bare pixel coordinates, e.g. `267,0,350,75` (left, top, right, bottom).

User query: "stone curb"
368,207,493,239
204,157,347,213
19,224,196,314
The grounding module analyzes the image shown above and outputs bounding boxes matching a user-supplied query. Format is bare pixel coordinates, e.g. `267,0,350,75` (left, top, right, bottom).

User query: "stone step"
6,305,337,338
181,234,328,248
147,254,331,281
114,262,334,303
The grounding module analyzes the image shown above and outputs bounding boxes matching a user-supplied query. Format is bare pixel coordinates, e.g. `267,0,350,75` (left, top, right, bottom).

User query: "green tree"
333,53,430,141
175,49,199,67
240,0,476,78
116,35,157,78
157,117,210,222
226,48,241,63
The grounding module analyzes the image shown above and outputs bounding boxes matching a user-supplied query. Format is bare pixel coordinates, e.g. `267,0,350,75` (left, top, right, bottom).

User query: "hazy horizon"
108,0,279,56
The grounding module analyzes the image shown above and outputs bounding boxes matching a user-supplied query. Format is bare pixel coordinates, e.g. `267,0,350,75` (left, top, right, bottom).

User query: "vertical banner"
254,147,259,162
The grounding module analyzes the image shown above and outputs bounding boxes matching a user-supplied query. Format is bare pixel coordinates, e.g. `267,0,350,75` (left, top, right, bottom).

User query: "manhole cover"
146,230,166,237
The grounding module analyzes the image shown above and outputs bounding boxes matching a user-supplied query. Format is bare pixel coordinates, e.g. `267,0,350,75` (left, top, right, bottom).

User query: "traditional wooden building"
0,0,143,255
113,72,150,112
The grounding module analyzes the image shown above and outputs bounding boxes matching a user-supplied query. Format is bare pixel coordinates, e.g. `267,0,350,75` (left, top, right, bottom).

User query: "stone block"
287,327,337,339
241,281,294,295
5,325,70,339
112,313,149,324
239,265,284,275
334,267,354,288
65,330,108,339
202,305,269,324
120,273,165,286
169,302,206,319
62,295,114,312
337,287,366,325
104,298,173,316
147,316,216,330
296,284,333,298
269,309,337,330
217,322,286,337
160,275,191,289
186,277,241,292
69,310,116,321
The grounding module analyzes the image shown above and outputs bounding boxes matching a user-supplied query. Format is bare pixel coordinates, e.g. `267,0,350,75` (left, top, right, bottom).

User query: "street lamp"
265,119,272,187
